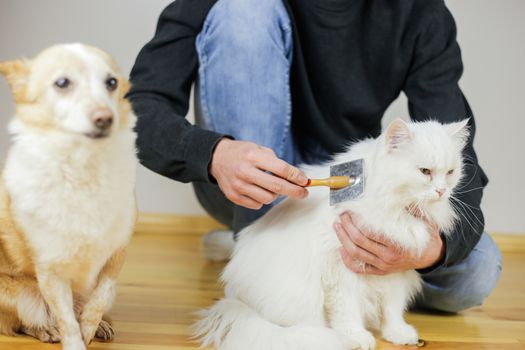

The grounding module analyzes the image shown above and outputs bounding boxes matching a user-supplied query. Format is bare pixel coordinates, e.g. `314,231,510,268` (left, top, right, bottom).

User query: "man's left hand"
333,212,445,275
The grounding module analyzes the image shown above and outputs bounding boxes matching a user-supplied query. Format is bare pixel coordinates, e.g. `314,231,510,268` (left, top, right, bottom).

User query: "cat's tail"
194,298,345,350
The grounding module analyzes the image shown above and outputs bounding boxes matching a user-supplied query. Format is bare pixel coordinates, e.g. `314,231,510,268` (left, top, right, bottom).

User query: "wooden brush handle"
305,176,350,189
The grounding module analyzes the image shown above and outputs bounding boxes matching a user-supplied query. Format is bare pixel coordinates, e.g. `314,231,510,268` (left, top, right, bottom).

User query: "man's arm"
129,1,309,207
335,0,489,274
128,0,224,183
403,0,488,269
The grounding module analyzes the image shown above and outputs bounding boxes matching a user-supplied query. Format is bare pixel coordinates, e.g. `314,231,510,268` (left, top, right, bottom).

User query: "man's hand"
333,212,445,275
210,138,309,209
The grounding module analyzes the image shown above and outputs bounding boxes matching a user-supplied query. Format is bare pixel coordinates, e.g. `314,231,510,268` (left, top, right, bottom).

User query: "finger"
408,204,423,218
428,221,441,236
361,263,387,276
239,183,279,205
409,206,439,231
340,213,404,267
363,230,392,247
408,209,440,237
228,192,264,210
334,223,388,270
254,152,308,186
340,213,388,256
342,212,390,246
250,168,308,199
339,248,387,276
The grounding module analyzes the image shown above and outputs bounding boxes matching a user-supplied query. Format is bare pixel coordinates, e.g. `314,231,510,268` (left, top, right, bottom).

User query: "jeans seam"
277,29,293,159
196,33,215,132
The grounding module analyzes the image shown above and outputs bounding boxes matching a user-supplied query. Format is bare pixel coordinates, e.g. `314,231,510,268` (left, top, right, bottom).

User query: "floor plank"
1,218,524,350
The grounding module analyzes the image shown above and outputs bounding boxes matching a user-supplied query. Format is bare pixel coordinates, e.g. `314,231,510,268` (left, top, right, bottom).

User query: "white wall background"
0,0,523,234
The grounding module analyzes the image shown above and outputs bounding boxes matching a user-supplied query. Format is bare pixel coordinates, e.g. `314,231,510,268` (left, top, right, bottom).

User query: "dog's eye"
105,77,118,91
420,168,432,176
54,78,71,89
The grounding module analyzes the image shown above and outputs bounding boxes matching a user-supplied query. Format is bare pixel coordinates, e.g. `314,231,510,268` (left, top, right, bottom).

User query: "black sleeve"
403,1,489,269
128,0,223,183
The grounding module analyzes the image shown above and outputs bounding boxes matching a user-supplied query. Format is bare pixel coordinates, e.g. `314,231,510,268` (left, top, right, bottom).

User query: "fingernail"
298,173,308,185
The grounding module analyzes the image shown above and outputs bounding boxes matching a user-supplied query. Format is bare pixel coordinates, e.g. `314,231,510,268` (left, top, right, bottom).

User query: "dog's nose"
91,109,113,130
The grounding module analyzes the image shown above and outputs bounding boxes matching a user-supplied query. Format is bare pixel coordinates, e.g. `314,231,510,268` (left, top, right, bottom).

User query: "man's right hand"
210,138,309,209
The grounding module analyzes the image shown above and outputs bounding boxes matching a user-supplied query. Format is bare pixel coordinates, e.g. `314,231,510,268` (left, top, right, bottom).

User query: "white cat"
195,118,469,350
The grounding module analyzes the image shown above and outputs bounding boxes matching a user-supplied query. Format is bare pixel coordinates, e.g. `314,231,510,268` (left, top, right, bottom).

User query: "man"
128,0,501,312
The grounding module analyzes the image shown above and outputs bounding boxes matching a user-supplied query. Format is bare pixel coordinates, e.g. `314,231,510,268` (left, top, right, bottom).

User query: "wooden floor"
2,214,525,350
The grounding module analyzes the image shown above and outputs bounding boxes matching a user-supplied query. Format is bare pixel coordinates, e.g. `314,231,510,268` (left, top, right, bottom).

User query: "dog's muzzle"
86,108,114,139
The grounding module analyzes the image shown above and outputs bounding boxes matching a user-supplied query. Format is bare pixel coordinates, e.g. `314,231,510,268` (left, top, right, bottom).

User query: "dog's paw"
95,319,115,342
80,320,98,346
345,330,376,350
382,323,418,345
81,318,115,345
20,325,61,343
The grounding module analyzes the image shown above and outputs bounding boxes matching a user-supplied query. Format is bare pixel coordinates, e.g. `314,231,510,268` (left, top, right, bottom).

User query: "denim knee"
418,233,502,313
198,0,291,56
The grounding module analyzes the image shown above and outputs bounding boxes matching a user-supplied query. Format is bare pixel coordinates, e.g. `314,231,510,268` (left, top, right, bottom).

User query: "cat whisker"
462,154,478,163
450,200,478,238
450,198,483,234
450,195,482,211
418,200,429,220
451,196,484,228
455,165,479,191
453,186,485,196
448,202,469,244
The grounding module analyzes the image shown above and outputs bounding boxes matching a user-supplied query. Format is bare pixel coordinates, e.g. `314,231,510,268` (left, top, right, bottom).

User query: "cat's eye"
105,77,118,91
54,77,71,90
420,168,431,176
447,169,454,175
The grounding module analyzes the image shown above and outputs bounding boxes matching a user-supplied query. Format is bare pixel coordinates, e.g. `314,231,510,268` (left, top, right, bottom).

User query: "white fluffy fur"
17,288,51,328
5,122,136,284
195,119,469,350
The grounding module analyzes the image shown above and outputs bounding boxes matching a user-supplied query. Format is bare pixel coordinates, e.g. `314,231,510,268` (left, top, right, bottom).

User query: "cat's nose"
436,188,446,198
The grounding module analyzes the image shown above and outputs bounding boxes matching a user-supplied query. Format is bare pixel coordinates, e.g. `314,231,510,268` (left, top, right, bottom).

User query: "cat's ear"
385,118,412,151
445,119,470,145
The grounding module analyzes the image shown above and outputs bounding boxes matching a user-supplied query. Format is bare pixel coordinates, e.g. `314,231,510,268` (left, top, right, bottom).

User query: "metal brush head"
329,158,365,205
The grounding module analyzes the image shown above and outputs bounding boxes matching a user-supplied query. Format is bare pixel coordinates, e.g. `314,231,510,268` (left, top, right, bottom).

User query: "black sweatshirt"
128,0,489,269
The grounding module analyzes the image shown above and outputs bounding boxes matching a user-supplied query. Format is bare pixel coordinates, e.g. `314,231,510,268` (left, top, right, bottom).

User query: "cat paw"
382,323,418,345
95,319,115,342
20,325,61,343
62,336,86,350
345,330,376,350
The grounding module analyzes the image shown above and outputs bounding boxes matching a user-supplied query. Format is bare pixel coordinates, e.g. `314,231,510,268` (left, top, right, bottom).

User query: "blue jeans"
193,0,502,312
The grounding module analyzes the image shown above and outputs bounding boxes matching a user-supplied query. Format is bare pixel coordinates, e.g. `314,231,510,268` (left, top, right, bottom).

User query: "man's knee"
450,236,502,311
198,0,291,53
420,234,502,313
436,275,499,313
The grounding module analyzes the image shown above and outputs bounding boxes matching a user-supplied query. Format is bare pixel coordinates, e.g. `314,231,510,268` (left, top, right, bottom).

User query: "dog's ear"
0,60,30,101
118,78,131,98
118,78,133,129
